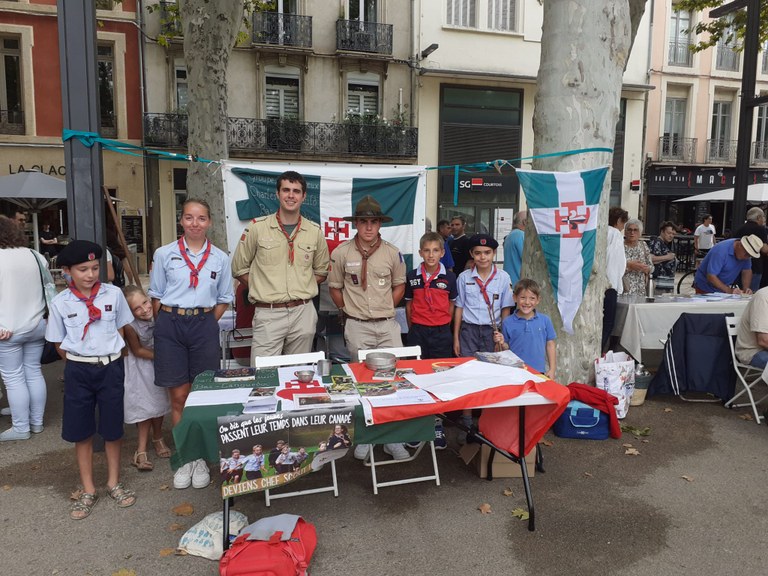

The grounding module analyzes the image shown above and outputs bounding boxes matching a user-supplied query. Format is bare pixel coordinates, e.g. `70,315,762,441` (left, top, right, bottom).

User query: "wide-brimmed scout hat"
740,234,763,258
343,195,393,223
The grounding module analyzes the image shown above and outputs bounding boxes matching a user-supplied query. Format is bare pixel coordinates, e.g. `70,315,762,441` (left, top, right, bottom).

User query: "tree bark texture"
180,0,244,250
521,0,647,384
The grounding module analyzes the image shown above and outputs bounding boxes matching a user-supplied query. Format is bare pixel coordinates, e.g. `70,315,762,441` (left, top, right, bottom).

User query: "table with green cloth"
170,366,435,471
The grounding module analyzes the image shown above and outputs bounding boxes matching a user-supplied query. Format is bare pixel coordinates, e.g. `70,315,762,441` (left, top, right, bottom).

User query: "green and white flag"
517,167,608,334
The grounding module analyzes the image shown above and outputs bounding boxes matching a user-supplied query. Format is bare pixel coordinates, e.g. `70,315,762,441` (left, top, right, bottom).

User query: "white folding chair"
355,345,441,494
724,316,767,424
251,351,335,505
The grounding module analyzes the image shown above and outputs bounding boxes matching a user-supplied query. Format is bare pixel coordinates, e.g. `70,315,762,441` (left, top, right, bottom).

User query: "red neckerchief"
68,281,102,340
473,266,498,308
354,234,382,291
420,264,442,311
177,237,211,289
275,212,302,265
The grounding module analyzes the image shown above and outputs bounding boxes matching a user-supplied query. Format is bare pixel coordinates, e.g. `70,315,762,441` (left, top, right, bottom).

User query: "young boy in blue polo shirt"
493,278,557,379
453,234,514,440
45,240,136,520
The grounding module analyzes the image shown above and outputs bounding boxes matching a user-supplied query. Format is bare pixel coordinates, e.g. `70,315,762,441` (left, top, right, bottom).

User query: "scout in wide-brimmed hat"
343,195,393,223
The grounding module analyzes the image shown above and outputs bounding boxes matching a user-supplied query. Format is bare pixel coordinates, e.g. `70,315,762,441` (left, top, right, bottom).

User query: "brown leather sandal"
132,451,153,471
152,437,171,458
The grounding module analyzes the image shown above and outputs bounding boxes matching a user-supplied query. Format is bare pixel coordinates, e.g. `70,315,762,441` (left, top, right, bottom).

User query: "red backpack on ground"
219,514,317,576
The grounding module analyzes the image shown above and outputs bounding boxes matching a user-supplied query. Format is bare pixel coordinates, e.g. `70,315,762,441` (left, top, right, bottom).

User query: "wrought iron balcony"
753,141,768,165
252,13,312,48
707,139,737,163
0,109,24,135
336,20,393,55
658,135,697,163
668,41,693,66
143,113,418,158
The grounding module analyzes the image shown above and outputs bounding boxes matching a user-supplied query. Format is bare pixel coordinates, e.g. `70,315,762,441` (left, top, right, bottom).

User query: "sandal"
70,491,98,520
107,483,136,509
132,451,153,471
152,437,171,458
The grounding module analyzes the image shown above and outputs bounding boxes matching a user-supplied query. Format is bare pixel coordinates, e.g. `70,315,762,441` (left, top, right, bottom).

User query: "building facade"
0,0,147,269
644,0,768,236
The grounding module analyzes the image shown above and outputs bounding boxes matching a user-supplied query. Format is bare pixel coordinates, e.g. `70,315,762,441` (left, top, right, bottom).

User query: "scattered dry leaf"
70,489,83,501
111,570,136,576
159,548,175,557
624,448,641,456
169,523,185,532
502,488,514,497
739,413,754,421
478,503,492,514
663,408,673,413
541,439,554,447
2,485,11,491
175,549,188,556
511,507,530,520
622,443,634,448
158,484,170,491
681,475,694,482
30,464,40,471
583,472,593,478
641,439,650,443
621,425,651,437
172,502,194,516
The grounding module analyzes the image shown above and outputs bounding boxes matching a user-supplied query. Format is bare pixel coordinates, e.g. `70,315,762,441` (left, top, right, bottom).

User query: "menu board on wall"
121,215,144,253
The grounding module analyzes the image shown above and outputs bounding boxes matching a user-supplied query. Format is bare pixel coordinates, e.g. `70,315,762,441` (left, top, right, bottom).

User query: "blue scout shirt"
46,283,134,356
455,267,514,325
693,238,751,293
148,238,234,308
500,310,556,374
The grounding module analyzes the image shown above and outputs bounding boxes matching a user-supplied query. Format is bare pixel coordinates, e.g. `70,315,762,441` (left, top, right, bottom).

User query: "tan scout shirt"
328,238,406,319
231,213,330,303
736,288,768,364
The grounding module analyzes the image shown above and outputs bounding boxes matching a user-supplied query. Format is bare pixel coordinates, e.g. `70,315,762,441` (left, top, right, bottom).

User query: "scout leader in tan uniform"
328,196,406,360
231,171,330,360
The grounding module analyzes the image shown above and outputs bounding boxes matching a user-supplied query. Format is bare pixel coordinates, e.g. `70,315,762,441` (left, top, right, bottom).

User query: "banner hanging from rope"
517,167,608,334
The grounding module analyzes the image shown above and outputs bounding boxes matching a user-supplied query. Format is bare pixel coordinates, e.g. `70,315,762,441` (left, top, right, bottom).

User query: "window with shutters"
97,43,116,137
668,6,693,66
446,0,476,28
174,63,188,111
347,73,379,117
266,76,300,119
487,0,515,32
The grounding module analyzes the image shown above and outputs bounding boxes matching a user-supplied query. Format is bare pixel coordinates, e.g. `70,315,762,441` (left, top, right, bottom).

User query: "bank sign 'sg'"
554,201,590,239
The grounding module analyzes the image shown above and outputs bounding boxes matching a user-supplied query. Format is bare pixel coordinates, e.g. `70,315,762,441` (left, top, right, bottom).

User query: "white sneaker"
191,459,210,489
354,444,371,460
383,443,409,460
173,462,193,489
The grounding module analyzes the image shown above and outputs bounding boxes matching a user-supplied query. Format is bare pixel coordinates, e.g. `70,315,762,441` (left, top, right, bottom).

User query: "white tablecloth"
613,294,750,362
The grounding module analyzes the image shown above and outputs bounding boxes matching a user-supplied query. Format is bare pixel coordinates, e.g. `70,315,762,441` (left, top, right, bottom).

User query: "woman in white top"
602,207,628,353
0,216,49,441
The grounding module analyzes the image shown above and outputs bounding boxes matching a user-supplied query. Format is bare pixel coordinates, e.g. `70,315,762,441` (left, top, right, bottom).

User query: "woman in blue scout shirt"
148,198,234,489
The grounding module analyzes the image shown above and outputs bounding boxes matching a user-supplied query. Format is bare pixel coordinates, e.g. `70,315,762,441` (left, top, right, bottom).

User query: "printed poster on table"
217,407,355,499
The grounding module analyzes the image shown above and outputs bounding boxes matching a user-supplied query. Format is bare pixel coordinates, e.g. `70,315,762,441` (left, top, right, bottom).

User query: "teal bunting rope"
60,131,611,206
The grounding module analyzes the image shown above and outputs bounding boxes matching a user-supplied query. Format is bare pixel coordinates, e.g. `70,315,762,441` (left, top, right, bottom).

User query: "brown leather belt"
344,314,393,323
160,305,213,316
252,299,309,309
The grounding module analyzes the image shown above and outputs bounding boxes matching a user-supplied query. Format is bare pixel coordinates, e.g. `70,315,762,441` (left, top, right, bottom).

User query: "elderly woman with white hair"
623,218,654,296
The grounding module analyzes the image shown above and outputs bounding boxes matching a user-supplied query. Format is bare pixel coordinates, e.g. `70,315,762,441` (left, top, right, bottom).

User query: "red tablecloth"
349,358,570,457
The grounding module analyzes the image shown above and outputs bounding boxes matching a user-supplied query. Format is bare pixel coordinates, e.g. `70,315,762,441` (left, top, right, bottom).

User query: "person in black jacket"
734,207,767,292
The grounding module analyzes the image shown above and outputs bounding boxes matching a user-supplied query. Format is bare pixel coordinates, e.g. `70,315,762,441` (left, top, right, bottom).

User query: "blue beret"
57,240,103,267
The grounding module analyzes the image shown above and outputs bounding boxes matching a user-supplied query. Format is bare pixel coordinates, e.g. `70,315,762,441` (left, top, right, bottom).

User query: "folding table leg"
222,496,232,551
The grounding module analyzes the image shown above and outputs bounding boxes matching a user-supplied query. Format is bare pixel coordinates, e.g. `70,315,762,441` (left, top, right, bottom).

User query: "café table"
171,359,569,540
612,293,750,362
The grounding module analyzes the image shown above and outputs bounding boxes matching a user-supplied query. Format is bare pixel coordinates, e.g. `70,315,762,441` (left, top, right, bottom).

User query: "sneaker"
383,443,410,460
173,462,193,489
191,459,210,489
0,407,11,416
434,418,447,450
0,428,30,441
354,444,371,460
30,424,44,434
404,441,422,450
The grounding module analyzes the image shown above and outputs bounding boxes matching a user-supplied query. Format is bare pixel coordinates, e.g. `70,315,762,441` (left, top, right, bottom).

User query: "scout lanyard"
177,237,211,288
354,234,382,290
68,281,102,340
420,264,441,310
275,212,302,265
474,268,503,351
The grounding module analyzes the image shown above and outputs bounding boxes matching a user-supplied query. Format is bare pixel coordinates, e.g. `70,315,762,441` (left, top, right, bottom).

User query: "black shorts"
62,358,125,443
154,309,220,387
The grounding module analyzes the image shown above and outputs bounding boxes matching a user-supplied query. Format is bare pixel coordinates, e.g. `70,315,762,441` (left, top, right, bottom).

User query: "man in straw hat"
693,234,764,295
328,195,409,461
